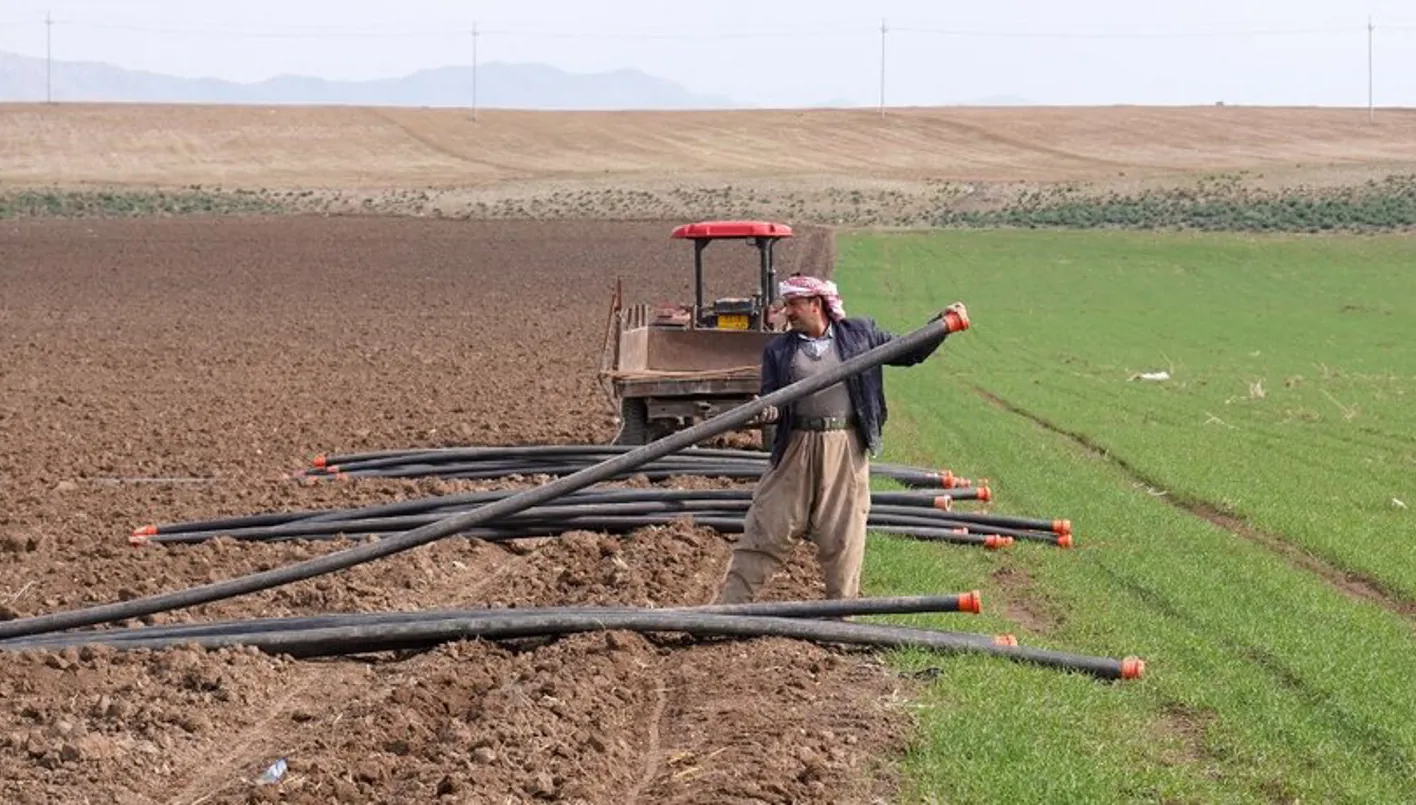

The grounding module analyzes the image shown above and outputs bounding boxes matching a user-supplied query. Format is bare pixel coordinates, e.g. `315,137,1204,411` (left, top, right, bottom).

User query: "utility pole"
879,18,887,118
45,11,53,103
1367,14,1374,123
472,21,479,121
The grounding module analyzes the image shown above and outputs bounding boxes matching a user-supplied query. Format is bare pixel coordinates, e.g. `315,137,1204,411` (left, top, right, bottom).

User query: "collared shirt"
796,323,834,360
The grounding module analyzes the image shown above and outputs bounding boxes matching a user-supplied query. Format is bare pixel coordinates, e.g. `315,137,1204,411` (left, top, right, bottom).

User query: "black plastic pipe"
131,491,1037,549
310,444,771,471
864,508,1069,547
303,444,967,484
298,447,975,490
314,461,960,491
0,313,964,640
139,486,1021,541
137,486,995,538
139,513,1015,551
0,593,985,650
142,498,964,543
0,610,1141,680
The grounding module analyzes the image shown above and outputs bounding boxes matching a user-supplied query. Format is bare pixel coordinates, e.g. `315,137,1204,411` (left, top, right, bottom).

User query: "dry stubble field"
6,103,1416,223
2,103,1414,803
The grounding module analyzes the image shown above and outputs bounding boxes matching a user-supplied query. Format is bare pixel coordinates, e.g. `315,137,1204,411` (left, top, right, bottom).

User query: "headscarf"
777,273,845,321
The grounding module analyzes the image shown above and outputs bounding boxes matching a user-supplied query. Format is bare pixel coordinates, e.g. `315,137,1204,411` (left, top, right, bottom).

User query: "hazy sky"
3,0,1414,107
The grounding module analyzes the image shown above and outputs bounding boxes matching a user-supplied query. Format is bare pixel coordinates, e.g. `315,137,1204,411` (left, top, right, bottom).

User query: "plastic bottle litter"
255,758,288,785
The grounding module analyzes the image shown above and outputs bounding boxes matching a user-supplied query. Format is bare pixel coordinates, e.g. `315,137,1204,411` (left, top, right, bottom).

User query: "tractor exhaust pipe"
0,311,968,640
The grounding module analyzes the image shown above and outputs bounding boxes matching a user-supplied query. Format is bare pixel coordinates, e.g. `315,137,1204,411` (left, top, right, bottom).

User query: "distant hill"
0,50,742,110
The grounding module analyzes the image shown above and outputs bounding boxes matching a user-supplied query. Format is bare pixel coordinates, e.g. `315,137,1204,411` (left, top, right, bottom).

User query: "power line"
471,29,866,41
46,19,870,41
890,24,1367,39
34,17,1408,41
51,20,464,39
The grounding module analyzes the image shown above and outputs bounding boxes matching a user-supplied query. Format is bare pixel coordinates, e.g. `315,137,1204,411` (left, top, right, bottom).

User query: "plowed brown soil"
0,216,919,803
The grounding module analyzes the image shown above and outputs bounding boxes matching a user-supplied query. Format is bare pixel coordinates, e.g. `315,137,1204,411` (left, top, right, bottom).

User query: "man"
715,272,965,604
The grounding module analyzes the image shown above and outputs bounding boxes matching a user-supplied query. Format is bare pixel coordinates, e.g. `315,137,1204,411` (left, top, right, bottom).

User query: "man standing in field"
715,273,966,603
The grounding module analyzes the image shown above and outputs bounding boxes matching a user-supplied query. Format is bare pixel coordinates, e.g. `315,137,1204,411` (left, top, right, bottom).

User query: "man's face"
782,296,825,333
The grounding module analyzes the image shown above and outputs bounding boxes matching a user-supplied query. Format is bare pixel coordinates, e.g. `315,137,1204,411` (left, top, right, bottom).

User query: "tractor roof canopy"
670,220,793,240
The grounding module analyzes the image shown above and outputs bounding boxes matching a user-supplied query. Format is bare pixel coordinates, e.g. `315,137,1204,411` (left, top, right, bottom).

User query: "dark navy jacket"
760,315,949,465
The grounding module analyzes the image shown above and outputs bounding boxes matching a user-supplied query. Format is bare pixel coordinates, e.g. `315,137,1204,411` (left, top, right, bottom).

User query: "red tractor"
601,220,793,446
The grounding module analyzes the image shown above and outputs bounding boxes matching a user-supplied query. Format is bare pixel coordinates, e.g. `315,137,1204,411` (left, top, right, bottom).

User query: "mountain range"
0,50,1036,109
0,50,744,109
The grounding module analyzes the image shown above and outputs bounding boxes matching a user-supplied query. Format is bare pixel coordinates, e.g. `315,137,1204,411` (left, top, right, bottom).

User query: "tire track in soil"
622,529,726,803
624,670,670,805
160,673,337,805
973,386,1416,625
362,107,532,176
925,116,1166,173
158,541,532,803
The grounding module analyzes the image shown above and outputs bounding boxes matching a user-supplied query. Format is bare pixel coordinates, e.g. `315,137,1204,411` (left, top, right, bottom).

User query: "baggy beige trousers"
716,427,871,603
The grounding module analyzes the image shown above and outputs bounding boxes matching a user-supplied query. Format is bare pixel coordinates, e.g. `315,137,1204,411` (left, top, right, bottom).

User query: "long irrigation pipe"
0,593,986,650
301,444,973,488
148,464,977,537
299,454,973,490
125,487,1048,546
131,493,1039,542
0,312,967,641
309,462,955,488
136,514,1019,551
0,610,1142,680
131,485,1014,540
129,502,1050,550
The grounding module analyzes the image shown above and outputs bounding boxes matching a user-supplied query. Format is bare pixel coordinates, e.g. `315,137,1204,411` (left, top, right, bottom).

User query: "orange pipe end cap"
1053,519,1072,536
984,534,1002,549
993,634,1018,647
945,309,970,333
1057,533,1074,550
960,590,982,614
931,496,952,511
312,455,328,468
1121,657,1145,680
977,486,992,503
127,534,149,547
132,524,156,537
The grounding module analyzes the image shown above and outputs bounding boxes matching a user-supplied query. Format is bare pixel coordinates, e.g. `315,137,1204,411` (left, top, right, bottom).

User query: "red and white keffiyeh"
777,274,845,320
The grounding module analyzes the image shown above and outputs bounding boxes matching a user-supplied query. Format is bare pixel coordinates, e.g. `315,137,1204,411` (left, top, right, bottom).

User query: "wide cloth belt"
792,415,856,431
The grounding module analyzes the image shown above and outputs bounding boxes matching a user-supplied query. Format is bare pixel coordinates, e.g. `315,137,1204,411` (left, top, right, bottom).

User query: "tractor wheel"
614,398,650,445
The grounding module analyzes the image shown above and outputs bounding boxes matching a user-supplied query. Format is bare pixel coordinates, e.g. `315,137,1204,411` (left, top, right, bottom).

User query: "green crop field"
837,229,1416,803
